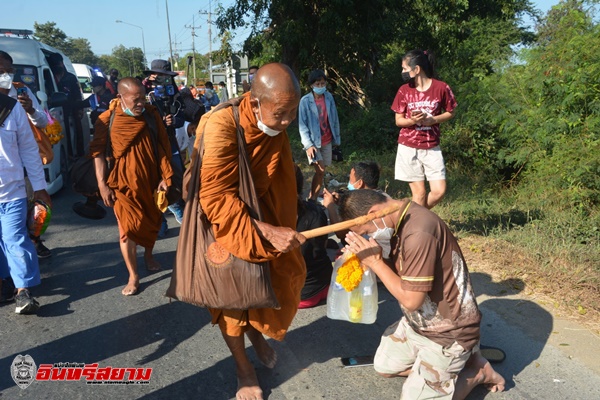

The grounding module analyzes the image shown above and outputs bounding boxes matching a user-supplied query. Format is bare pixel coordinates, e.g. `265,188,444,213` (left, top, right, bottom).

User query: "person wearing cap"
142,59,186,233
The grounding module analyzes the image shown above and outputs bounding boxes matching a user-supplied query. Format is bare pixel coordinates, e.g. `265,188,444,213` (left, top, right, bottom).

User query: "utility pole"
199,0,213,81
166,0,174,65
185,14,201,85
172,35,182,70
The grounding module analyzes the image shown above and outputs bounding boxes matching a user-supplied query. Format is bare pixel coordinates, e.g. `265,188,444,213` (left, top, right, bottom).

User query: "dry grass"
459,235,600,335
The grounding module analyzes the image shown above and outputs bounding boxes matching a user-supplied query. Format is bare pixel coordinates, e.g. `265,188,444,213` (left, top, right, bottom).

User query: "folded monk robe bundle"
336,253,364,292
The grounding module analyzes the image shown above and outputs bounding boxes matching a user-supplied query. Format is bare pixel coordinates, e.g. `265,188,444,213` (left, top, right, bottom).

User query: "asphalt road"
1,185,599,399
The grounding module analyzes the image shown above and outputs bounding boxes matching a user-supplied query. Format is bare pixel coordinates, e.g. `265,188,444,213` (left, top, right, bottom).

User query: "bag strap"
192,96,262,218
185,97,243,201
195,97,263,221
0,92,18,127
231,105,264,220
104,111,116,170
144,110,168,181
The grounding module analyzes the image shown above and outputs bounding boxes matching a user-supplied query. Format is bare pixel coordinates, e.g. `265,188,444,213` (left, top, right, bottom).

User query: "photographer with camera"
142,60,186,236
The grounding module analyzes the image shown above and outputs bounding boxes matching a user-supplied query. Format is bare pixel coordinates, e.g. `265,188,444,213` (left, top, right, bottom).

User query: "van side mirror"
48,92,68,108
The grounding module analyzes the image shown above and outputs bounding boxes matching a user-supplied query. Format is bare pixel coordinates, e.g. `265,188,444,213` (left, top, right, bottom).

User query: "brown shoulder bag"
165,99,280,310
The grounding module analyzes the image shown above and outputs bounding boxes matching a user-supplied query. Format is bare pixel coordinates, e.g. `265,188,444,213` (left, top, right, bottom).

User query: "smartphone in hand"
17,87,28,96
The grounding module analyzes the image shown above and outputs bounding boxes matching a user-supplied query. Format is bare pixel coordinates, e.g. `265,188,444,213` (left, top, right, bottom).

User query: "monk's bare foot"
144,257,162,272
236,368,263,400
121,279,139,296
470,351,506,393
246,330,277,368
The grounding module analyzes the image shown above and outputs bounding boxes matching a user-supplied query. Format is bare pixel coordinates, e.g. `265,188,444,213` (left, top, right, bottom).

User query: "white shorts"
307,142,333,167
395,144,446,182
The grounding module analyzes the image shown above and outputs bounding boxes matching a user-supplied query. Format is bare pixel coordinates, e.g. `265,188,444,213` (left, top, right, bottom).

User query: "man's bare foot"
454,350,506,399
246,330,277,368
236,368,263,400
121,279,139,296
144,257,162,272
469,351,506,392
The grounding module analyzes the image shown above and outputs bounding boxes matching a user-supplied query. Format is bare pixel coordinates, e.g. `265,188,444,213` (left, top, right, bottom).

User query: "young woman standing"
391,50,457,209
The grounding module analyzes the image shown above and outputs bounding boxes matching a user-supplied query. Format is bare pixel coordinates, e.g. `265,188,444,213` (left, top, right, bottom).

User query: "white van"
73,63,95,100
0,29,91,195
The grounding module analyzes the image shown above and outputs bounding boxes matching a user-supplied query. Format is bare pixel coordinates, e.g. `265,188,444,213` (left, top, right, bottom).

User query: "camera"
153,84,175,100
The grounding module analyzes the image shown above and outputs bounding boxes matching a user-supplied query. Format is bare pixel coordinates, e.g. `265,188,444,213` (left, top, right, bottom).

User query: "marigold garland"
336,253,364,292
45,120,64,145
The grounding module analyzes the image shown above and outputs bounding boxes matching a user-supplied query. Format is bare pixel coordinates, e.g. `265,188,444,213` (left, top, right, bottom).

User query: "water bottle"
360,270,378,324
348,288,363,323
327,279,345,320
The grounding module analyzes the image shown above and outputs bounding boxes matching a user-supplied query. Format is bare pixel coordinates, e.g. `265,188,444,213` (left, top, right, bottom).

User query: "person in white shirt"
0,89,51,314
0,51,52,259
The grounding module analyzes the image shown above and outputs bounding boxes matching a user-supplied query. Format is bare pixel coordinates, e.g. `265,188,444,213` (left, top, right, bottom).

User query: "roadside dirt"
459,235,600,336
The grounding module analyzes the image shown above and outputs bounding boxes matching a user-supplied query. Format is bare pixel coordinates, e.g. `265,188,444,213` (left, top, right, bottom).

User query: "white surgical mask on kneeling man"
371,218,394,258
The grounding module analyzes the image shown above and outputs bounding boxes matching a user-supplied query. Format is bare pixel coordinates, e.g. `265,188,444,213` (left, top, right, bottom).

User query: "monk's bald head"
118,77,147,117
249,63,300,134
251,63,300,104
117,77,144,96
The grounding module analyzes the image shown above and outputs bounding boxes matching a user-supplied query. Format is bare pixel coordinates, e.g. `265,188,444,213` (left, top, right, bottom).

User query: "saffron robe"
90,100,173,249
198,93,307,341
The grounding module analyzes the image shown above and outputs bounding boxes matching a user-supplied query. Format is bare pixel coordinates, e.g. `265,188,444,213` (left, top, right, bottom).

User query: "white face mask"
255,98,282,137
0,73,14,90
371,218,394,241
371,218,394,258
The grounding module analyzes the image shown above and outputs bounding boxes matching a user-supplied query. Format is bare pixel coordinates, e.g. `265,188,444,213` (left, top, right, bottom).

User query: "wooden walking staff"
300,203,403,239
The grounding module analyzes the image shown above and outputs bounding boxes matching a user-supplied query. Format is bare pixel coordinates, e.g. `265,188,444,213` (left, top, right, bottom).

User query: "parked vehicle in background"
0,28,92,195
73,63,96,100
73,63,107,131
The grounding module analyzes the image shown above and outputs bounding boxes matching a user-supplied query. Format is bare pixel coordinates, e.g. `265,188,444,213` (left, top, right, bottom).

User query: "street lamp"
115,20,147,68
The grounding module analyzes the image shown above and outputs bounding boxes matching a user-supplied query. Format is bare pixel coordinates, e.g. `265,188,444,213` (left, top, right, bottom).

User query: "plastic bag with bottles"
327,253,378,324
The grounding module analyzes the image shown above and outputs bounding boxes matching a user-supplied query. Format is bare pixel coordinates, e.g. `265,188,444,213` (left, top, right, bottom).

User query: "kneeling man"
338,190,505,399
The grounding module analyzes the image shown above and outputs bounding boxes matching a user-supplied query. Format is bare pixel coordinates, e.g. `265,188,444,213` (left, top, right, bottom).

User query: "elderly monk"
197,63,306,400
90,78,173,296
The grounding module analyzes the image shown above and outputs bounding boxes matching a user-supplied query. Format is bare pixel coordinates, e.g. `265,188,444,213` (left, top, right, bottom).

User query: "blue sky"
3,0,561,63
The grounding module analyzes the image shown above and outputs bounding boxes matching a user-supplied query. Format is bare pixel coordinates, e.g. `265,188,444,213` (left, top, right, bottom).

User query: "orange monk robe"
198,93,306,341
90,100,173,249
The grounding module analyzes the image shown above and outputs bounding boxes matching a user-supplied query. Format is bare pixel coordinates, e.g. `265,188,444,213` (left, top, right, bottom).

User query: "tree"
111,45,145,77
33,21,98,67
67,38,98,66
216,0,536,106
33,21,68,51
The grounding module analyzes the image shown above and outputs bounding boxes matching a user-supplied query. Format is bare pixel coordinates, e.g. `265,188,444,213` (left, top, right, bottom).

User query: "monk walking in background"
90,78,173,296
196,63,306,400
